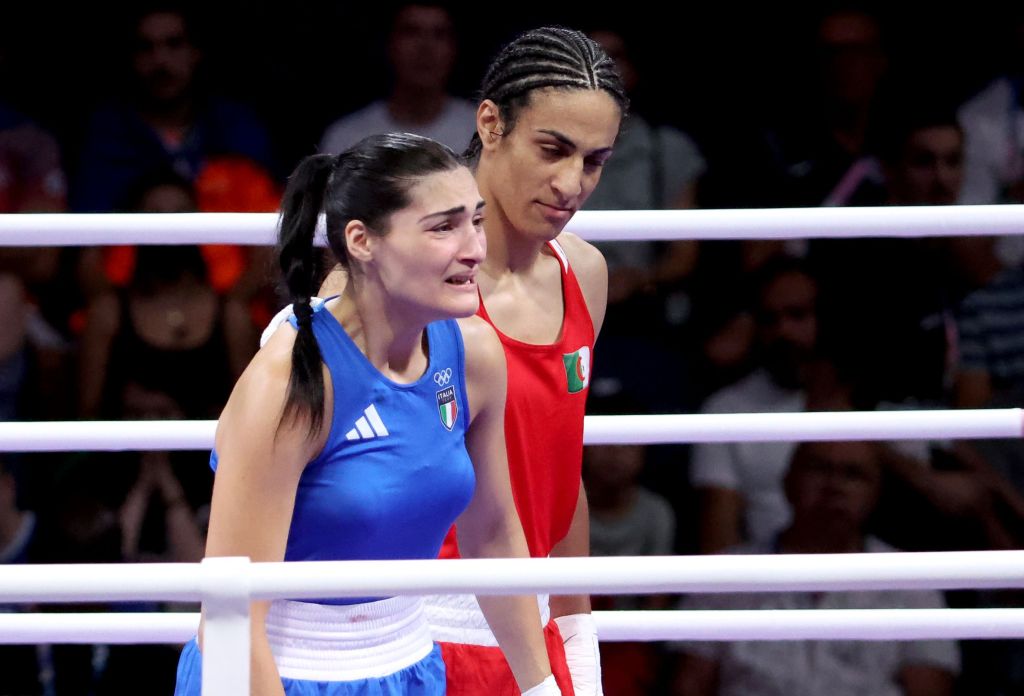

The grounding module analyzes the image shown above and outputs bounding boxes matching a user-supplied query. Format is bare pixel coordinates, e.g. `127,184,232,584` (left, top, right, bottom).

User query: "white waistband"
422,594,550,647
266,596,433,681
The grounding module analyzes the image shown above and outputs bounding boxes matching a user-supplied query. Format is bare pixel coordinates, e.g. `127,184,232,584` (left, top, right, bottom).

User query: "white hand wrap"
553,613,602,695
521,675,559,696
259,297,326,347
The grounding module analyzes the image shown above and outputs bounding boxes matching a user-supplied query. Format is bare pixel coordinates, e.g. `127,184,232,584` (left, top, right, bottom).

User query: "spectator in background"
72,5,274,213
690,253,1024,556
319,3,476,154
0,460,37,565
0,458,43,695
950,233,1024,410
881,111,965,207
944,233,1024,547
29,442,204,696
0,104,66,215
77,172,253,419
584,390,675,696
784,8,889,207
0,273,69,422
77,163,272,331
690,257,840,554
0,31,66,217
0,37,81,342
585,391,676,610
115,382,207,566
812,108,966,408
584,27,705,339
830,105,966,208
670,440,960,696
958,12,1024,205
585,28,705,212
685,286,757,408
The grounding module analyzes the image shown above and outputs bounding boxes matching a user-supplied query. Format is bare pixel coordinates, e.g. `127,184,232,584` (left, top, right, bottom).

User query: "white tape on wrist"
554,613,602,696
521,675,559,696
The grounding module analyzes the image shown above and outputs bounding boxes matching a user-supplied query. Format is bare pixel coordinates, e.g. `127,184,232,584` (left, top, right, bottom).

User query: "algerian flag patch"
562,346,591,394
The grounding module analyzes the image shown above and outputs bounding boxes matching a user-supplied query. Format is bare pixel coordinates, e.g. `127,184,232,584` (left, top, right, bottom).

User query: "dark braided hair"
465,26,629,161
276,133,463,436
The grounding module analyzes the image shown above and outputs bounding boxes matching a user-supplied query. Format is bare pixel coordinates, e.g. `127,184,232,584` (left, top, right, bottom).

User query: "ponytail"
276,154,335,437
273,134,464,435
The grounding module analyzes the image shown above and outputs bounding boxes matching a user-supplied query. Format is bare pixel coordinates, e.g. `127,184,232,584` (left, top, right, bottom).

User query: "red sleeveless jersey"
441,239,594,559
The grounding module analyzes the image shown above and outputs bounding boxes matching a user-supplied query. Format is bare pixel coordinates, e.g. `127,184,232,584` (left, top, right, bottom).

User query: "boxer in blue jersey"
174,133,558,696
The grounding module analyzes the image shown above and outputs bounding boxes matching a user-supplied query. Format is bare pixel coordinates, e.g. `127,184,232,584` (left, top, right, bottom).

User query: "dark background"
1,2,1018,183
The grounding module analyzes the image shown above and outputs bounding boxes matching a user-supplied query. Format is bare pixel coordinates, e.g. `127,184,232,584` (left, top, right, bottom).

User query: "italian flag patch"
437,385,458,431
562,346,591,394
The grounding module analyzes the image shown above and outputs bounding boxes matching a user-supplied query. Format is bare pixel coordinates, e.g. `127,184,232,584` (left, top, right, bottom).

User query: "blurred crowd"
2,3,1024,694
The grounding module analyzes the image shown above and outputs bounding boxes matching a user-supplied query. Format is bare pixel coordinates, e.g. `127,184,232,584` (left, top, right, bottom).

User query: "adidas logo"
345,404,390,441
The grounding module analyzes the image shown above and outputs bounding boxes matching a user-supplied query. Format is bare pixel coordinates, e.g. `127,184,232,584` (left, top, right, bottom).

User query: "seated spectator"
77,170,255,418
838,105,965,207
941,234,1024,550
78,240,249,419
950,233,1024,410
690,255,1024,557
686,285,757,407
585,415,676,610
0,273,69,422
28,379,207,694
585,27,705,340
116,381,207,565
0,99,84,341
72,5,274,213
670,440,960,696
0,102,65,214
0,457,44,695
958,11,1024,205
30,448,202,696
79,164,270,295
810,108,965,407
781,9,890,207
690,257,835,554
584,389,676,696
318,3,475,154
192,155,282,328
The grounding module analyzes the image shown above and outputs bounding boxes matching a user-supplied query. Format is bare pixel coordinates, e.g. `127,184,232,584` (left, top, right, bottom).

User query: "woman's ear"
345,220,374,265
476,99,505,152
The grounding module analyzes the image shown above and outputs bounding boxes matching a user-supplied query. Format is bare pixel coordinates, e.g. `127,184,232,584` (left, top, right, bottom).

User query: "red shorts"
439,619,575,695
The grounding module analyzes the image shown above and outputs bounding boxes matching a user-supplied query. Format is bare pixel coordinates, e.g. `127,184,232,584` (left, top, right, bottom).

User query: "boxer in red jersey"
293,26,626,696
424,26,626,696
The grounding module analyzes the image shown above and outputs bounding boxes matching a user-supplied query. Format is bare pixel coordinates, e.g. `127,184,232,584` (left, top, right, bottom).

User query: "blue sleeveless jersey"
210,303,476,603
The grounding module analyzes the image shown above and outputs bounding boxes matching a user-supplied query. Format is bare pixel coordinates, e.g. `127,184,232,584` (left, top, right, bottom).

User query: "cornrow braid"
465,26,628,160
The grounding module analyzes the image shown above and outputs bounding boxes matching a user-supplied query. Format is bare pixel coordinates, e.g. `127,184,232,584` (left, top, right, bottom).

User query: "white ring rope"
5,210,1024,680
590,609,1024,642
0,206,1022,246
4,608,1024,644
0,613,200,645
1,409,1020,452
1,553,1023,605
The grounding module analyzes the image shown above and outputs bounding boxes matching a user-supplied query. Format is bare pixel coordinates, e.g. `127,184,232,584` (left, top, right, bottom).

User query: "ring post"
200,556,252,696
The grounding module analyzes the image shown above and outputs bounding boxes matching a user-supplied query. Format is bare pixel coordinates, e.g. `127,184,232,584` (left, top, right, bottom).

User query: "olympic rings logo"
433,368,453,386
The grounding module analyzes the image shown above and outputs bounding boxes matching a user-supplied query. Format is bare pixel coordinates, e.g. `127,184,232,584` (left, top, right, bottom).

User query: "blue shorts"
174,638,446,695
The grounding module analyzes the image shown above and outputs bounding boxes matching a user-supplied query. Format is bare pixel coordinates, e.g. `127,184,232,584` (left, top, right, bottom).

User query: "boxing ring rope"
6,553,1024,602
2,554,1024,627
0,408,1021,451
1,552,1024,694
5,608,1024,645
4,207,1024,694
0,205,1022,246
